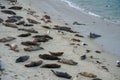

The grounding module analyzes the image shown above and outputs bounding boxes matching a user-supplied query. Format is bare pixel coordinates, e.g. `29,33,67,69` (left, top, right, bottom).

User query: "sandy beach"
0,0,120,80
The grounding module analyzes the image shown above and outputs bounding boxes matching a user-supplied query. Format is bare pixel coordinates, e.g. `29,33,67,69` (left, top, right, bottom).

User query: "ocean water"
61,0,120,23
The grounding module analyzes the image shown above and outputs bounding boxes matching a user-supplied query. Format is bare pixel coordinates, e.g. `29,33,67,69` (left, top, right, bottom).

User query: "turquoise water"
61,0,120,23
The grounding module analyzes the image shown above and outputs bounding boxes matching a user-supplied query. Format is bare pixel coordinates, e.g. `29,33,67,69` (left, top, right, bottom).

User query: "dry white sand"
0,0,120,80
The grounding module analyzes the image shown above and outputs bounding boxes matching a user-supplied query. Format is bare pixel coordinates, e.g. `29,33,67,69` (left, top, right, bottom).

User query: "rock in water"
25,60,43,67
41,63,61,68
39,54,60,60
51,70,72,79
16,56,29,63
1,10,16,15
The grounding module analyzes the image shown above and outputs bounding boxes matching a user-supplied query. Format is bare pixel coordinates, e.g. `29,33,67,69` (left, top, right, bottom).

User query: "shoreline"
0,0,120,80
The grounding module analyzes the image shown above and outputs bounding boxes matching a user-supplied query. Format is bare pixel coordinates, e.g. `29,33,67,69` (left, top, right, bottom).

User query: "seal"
23,23,33,26
58,58,78,65
39,54,60,60
0,18,4,23
41,63,61,68
16,55,29,63
92,78,102,80
25,60,43,67
0,36,16,42
18,33,31,37
79,72,97,78
3,22,17,28
1,10,16,15
16,21,25,25
24,46,44,52
21,41,39,46
71,38,81,42
5,43,19,52
49,51,64,56
8,6,23,10
51,70,72,79
89,32,101,39
27,18,40,24
18,28,38,33
8,16,23,20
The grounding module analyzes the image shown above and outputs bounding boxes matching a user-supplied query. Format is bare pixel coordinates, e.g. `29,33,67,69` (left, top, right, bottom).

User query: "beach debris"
101,66,109,72
41,63,61,68
116,60,120,67
81,54,87,60
71,38,81,42
0,18,4,23
21,41,39,46
42,26,51,29
73,21,85,25
92,78,102,80
39,54,60,60
5,43,19,52
18,33,31,37
79,72,97,78
3,22,17,28
16,55,29,63
24,46,44,52
89,32,101,39
27,18,40,24
33,35,53,42
18,28,38,33
75,34,84,38
1,10,16,15
16,21,25,25
95,50,101,54
23,23,33,26
0,36,16,42
51,70,72,79
25,60,43,67
53,25,77,33
49,51,64,56
8,6,23,10
58,58,78,65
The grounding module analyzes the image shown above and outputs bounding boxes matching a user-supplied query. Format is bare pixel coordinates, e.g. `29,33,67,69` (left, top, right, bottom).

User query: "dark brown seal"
25,60,43,67
16,21,25,25
39,54,60,60
8,6,23,10
21,41,39,46
27,18,40,24
51,70,72,79
1,10,16,15
18,33,31,37
41,63,61,68
0,36,16,42
24,46,44,52
18,28,38,33
16,55,29,63
49,51,64,56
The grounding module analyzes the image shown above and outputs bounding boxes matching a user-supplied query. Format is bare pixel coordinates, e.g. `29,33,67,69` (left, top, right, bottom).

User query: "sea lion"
8,6,23,10
16,21,25,25
49,51,64,56
58,58,78,65
3,22,17,28
41,63,61,68
5,43,19,52
39,54,60,60
18,28,38,33
25,60,43,67
1,10,16,15
21,41,39,46
51,70,72,79
24,46,44,52
0,36,16,42
18,33,31,37
79,72,97,78
27,18,40,24
16,55,29,63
